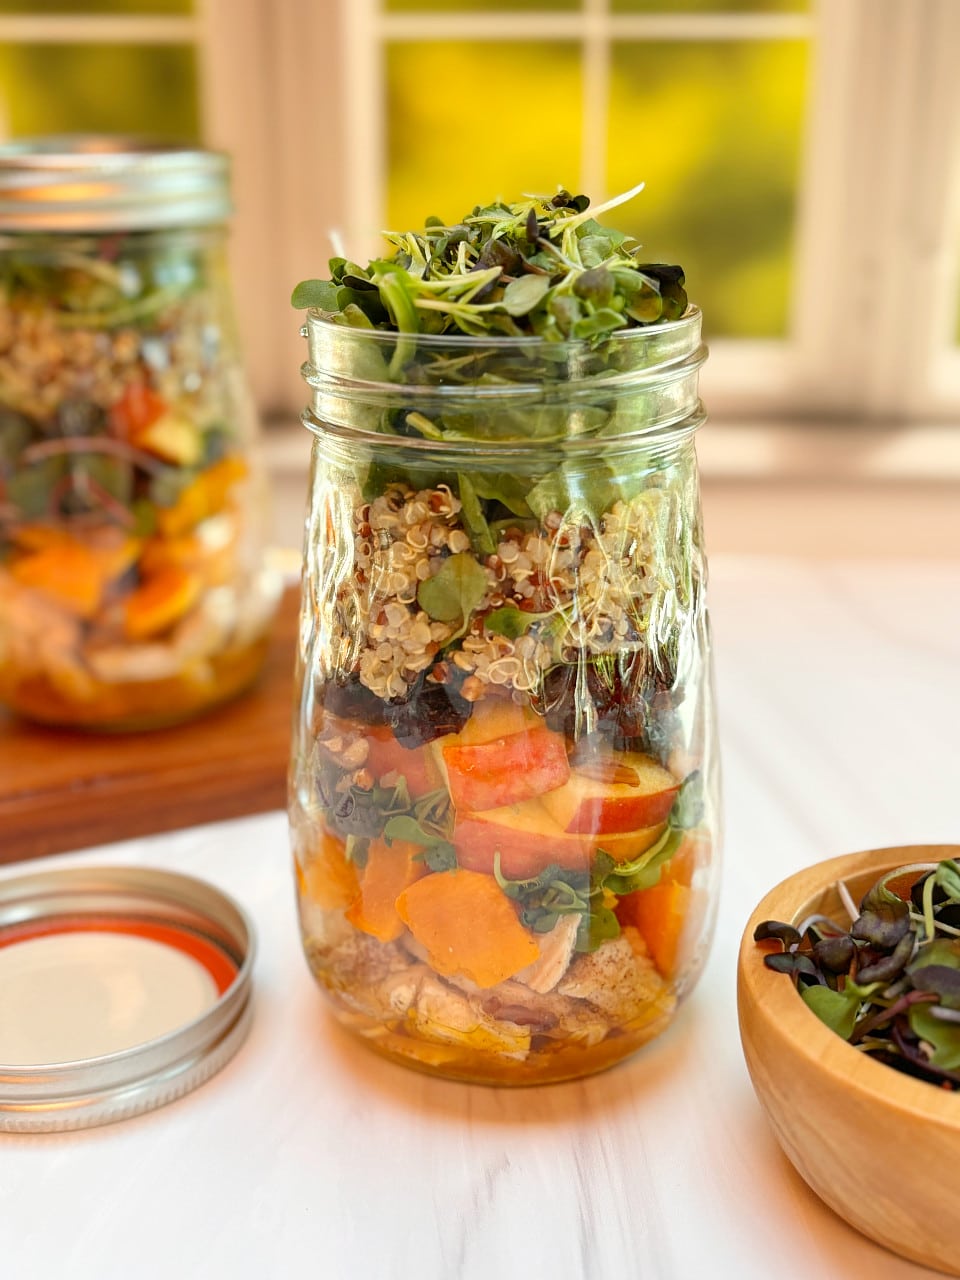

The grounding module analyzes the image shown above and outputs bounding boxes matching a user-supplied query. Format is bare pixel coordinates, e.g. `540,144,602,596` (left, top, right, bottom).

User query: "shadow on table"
310,997,700,1129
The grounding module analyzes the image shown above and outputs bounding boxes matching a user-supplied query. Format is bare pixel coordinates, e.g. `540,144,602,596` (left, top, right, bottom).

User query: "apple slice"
364,724,443,799
541,749,679,835
135,413,202,467
454,796,591,878
441,724,570,813
454,796,668,879
457,696,543,746
597,822,669,864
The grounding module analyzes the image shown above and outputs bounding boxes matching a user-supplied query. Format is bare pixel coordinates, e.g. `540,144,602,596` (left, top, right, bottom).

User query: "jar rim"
303,305,705,395
302,404,706,456
0,135,231,232
304,303,700,352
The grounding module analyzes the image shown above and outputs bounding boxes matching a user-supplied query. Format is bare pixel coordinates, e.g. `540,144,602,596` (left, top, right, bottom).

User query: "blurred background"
1,0,958,557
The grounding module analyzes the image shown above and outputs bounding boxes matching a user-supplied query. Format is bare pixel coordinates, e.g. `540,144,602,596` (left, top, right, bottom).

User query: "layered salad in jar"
0,229,276,728
291,188,718,1083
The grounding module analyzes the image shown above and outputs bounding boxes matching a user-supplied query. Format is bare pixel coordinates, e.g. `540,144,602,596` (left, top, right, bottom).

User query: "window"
3,0,960,431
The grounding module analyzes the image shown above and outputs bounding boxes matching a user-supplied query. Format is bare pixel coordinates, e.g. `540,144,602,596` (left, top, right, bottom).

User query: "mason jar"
290,309,721,1084
0,137,279,730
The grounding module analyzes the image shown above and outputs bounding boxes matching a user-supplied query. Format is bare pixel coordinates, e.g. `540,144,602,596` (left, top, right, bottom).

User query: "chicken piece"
556,927,675,1030
172,589,234,661
231,568,282,648
440,972,609,1047
374,970,424,1019
515,914,581,993
0,569,92,696
409,973,531,1060
317,931,427,1021
85,642,182,683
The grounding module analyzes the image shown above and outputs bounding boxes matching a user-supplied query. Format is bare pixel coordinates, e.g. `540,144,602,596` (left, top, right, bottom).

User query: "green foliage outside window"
0,43,199,142
0,1,190,12
607,39,809,339
386,41,583,228
387,35,808,340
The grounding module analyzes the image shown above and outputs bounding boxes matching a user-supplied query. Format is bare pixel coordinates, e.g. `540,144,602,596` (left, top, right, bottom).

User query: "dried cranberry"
538,655,677,755
321,675,388,726
385,668,471,748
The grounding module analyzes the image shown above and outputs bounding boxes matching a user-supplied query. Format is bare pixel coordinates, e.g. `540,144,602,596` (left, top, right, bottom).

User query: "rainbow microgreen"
292,186,686,346
755,859,960,1091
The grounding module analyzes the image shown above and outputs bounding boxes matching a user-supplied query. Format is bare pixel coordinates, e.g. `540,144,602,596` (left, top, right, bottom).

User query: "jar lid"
0,864,254,1132
0,135,232,232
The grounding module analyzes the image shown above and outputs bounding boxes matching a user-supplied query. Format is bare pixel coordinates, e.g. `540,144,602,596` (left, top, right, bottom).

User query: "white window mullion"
787,0,864,417
346,0,387,264
855,1,956,421
268,0,349,415
198,0,281,411
791,0,960,422
580,0,610,202
909,0,960,416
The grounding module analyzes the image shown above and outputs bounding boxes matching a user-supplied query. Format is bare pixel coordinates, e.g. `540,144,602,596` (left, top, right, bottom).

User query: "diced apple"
364,725,443,799
458,696,543,746
453,792,669,880
596,822,668,864
453,796,592,879
135,413,202,467
442,724,570,813
541,749,679,835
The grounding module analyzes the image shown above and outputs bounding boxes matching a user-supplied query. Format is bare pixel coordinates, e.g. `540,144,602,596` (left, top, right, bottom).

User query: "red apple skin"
562,787,678,834
541,751,679,835
442,725,570,813
453,796,667,879
454,800,591,878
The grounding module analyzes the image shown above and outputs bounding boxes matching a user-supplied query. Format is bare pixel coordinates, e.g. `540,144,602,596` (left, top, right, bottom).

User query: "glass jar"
0,137,279,730
290,309,721,1084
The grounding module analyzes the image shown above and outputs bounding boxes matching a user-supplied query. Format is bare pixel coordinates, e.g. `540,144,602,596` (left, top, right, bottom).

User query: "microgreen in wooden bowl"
755,857,960,1091
737,845,960,1276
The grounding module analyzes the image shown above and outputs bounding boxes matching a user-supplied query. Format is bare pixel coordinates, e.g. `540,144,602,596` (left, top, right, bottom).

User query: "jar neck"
302,308,706,451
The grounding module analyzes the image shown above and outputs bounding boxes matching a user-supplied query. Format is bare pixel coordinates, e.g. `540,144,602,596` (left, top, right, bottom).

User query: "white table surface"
2,554,958,1280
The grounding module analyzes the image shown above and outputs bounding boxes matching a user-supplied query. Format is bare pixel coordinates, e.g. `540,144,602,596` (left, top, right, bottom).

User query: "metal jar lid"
0,135,232,232
0,864,254,1133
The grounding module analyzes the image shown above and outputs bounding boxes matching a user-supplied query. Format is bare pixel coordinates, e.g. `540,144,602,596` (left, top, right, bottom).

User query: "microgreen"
292,186,686,346
755,859,960,1091
416,551,488,636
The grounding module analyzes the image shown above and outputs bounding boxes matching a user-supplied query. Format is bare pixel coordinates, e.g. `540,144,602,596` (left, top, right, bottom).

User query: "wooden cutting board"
0,587,299,866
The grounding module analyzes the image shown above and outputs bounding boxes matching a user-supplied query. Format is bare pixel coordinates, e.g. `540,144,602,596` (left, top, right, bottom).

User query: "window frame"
330,0,960,426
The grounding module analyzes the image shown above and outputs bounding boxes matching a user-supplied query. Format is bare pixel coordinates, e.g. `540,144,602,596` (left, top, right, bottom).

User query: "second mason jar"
0,137,278,730
290,310,721,1084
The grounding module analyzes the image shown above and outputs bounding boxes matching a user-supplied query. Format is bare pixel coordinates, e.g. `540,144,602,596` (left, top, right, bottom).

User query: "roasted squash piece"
123,566,202,640
346,839,427,942
298,831,361,911
396,869,539,988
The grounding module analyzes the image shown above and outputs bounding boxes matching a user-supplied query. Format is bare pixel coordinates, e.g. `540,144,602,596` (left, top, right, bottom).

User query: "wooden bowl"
738,844,960,1276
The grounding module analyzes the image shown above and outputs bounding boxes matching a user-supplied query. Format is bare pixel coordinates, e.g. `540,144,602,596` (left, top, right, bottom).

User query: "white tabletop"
2,555,958,1280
